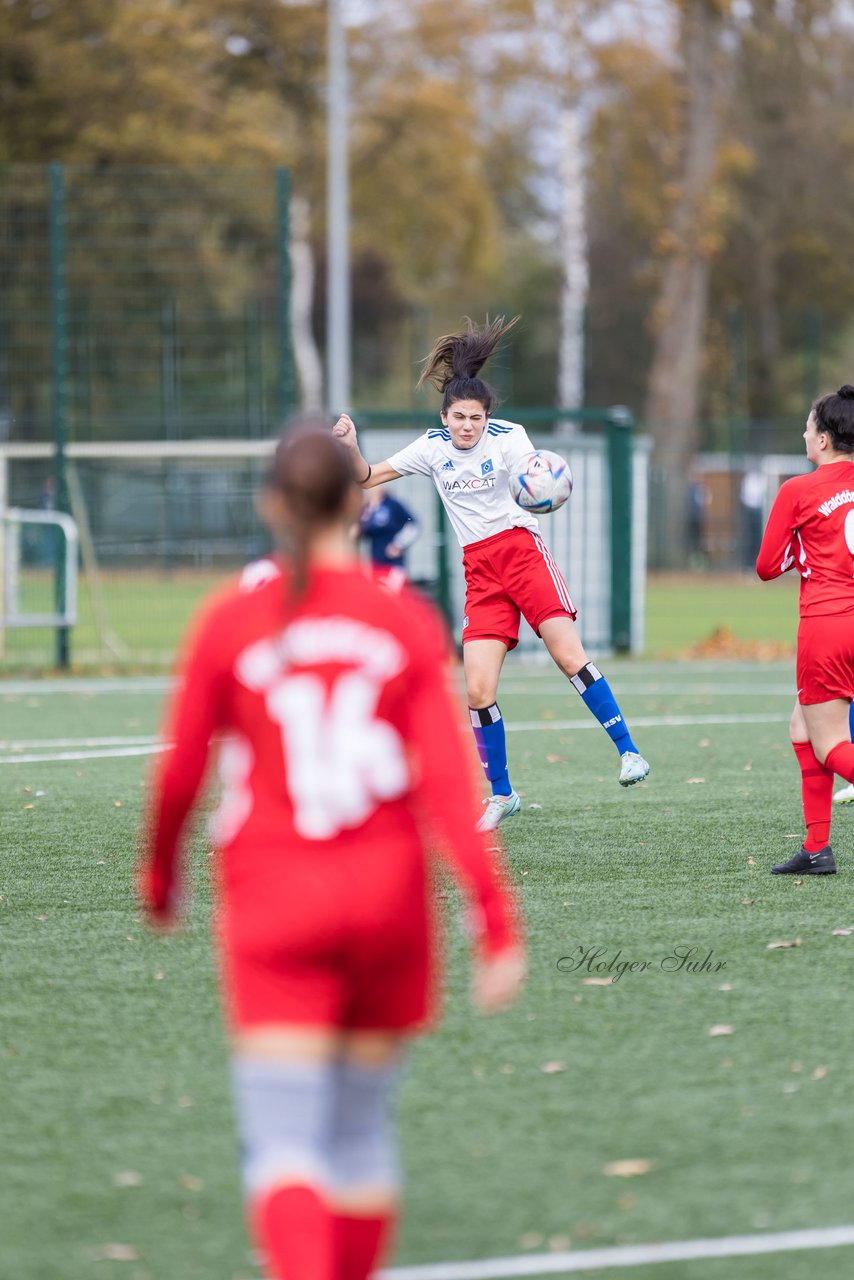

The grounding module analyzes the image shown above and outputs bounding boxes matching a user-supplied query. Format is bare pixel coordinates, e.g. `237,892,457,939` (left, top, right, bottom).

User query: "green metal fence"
0,163,294,445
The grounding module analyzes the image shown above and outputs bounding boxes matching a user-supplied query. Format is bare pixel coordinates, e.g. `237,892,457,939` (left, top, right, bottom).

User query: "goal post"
0,424,648,669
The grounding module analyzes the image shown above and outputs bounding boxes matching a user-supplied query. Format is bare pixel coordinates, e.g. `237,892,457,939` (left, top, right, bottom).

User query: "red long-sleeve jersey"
756,461,854,617
140,559,519,957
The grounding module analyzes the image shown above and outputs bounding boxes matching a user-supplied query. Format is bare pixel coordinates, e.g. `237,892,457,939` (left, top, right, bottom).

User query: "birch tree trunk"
558,101,589,420
645,0,729,567
290,196,324,412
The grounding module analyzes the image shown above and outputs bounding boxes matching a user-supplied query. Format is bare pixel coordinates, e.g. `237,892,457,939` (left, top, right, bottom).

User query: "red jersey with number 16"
140,559,518,960
756,461,854,617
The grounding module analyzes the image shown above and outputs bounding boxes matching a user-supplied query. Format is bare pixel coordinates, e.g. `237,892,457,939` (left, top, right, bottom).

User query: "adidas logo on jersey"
441,459,455,471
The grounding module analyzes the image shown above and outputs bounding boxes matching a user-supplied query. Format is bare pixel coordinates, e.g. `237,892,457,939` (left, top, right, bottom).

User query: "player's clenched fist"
333,413,357,448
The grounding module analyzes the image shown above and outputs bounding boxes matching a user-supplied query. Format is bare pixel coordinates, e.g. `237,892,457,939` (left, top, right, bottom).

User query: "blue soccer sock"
849,702,854,740
469,704,512,796
571,663,638,756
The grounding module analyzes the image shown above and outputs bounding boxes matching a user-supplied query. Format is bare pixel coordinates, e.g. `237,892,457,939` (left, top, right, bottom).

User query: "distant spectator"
359,486,420,582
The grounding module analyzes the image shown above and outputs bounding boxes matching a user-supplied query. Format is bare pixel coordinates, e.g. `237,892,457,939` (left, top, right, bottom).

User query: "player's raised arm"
332,413,402,488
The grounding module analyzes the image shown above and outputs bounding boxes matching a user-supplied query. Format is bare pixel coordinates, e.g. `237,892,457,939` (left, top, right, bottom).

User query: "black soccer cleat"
771,844,837,875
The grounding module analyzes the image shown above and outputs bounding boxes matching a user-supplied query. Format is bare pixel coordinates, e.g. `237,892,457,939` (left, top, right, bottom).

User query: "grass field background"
3,629,853,1279
1,567,801,668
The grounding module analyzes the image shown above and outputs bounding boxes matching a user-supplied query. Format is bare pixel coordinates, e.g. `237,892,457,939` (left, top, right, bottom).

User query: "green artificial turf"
1,568,801,670
2,661,852,1279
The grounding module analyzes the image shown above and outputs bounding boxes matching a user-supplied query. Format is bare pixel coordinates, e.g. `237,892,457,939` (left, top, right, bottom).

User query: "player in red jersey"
333,317,650,832
139,424,524,1280
756,384,854,874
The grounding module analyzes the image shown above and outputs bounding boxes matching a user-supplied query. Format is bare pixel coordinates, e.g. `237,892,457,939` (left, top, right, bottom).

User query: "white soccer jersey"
386,418,539,547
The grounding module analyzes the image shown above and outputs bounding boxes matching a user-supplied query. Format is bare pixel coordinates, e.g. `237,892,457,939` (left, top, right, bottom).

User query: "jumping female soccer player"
333,317,650,831
757,384,854,874
139,424,524,1280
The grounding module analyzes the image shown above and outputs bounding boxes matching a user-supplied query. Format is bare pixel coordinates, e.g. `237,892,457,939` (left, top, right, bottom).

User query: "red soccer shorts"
217,837,435,1032
461,526,576,650
797,614,854,704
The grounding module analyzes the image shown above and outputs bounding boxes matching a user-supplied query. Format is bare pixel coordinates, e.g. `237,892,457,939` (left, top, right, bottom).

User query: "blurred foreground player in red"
756,385,854,874
139,422,524,1279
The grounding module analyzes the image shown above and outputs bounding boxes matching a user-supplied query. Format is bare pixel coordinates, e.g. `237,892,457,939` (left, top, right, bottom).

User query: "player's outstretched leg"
540,618,649,787
469,706,521,831
832,702,854,803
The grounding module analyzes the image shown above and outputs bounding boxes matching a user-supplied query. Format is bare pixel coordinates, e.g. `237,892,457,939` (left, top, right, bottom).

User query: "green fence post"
276,168,295,422
607,405,634,653
434,487,453,629
49,161,70,669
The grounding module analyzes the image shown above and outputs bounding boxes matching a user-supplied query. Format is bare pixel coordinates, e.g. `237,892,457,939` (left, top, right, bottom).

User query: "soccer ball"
509,450,573,514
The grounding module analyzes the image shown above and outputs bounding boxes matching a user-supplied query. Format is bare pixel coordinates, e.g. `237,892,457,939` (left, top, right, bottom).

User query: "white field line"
0,713,788,766
505,713,787,733
0,735,157,749
497,684,795,697
0,744,167,765
382,1225,854,1279
0,677,171,695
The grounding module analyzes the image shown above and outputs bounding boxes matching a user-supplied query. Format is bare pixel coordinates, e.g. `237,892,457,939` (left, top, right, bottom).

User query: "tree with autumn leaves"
3,0,854,546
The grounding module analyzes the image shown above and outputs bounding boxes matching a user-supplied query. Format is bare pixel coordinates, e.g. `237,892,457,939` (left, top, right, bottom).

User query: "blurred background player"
334,316,649,832
756,385,854,874
359,485,420,587
139,423,524,1280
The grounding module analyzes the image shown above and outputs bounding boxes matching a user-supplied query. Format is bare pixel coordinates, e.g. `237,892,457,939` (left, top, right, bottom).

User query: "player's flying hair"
264,417,357,597
416,315,520,414
812,384,854,454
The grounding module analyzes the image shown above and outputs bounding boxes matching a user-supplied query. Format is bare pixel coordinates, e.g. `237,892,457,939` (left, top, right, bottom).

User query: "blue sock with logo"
849,702,854,739
571,663,637,755
469,704,512,796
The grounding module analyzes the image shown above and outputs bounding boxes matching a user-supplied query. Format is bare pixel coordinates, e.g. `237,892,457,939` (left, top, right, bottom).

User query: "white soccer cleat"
834,782,854,804
619,751,650,787
476,790,522,832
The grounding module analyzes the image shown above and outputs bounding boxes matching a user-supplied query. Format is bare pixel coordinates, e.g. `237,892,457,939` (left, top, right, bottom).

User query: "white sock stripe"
532,534,575,613
245,1150,331,1197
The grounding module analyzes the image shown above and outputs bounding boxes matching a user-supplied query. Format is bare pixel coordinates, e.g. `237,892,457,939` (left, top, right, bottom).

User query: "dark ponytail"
266,418,356,598
812,385,854,454
417,315,520,415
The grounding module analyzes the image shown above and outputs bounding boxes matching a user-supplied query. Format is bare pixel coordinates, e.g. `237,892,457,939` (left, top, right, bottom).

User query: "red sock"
825,740,854,787
793,740,833,852
253,1184,335,1280
335,1212,396,1280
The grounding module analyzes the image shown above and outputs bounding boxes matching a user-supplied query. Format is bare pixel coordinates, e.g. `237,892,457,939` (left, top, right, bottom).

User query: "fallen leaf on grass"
709,1025,735,1037
541,1061,567,1074
831,928,853,937
546,755,568,764
741,899,755,906
812,1066,828,1080
548,1235,571,1251
92,1244,139,1262
767,938,801,950
747,857,757,865
518,1233,543,1249
179,1174,203,1191
603,1159,653,1178
113,1171,143,1188
718,983,733,991
583,977,614,986
685,777,705,784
